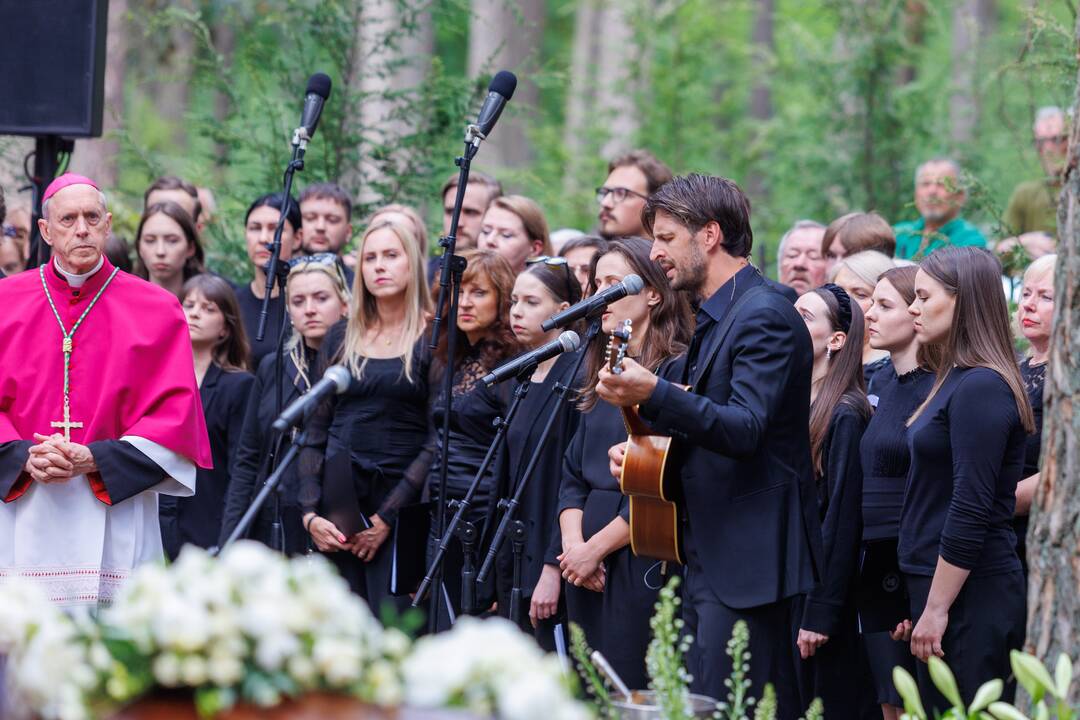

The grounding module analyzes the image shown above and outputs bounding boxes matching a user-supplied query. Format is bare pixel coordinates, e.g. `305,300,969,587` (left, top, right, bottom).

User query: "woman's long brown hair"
181,273,251,372
578,236,693,411
134,201,206,283
908,246,1034,431
434,248,520,370
808,286,871,474
877,265,944,372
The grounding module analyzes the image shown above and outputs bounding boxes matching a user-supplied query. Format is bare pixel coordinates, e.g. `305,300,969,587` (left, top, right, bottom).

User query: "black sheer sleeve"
219,366,268,545
297,322,346,516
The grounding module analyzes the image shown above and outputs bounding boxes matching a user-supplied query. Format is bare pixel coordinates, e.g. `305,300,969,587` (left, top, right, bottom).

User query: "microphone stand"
425,124,484,631
476,319,600,586
412,361,535,621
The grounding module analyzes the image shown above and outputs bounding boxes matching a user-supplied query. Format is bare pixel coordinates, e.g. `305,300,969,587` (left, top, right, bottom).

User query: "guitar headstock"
606,319,632,375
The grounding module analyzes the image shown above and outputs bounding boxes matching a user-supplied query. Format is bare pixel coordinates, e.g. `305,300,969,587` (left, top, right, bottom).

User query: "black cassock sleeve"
0,441,33,499
88,439,170,504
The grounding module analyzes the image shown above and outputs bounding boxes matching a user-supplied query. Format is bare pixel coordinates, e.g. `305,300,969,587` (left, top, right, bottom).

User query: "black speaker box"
0,0,108,137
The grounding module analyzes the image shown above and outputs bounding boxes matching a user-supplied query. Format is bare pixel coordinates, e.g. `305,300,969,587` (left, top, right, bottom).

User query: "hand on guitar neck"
596,357,658,407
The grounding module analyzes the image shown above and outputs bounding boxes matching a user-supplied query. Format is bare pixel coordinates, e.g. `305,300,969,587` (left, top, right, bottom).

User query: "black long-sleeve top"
801,401,868,636
557,401,632,526
1014,358,1046,567
217,345,314,548
859,367,935,541
160,364,253,558
898,367,1027,576
234,283,287,367
297,322,432,523
494,352,582,594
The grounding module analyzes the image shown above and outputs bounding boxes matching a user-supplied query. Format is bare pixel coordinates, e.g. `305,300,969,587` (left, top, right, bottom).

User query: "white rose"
180,655,209,686
152,653,182,687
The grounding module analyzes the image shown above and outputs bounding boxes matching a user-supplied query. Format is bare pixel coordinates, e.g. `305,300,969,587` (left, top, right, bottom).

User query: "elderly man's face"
779,227,827,295
40,185,111,274
1034,114,1068,178
914,162,964,225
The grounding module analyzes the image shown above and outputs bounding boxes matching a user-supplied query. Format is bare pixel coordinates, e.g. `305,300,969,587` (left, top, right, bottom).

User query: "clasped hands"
306,512,390,562
558,539,606,593
24,433,96,483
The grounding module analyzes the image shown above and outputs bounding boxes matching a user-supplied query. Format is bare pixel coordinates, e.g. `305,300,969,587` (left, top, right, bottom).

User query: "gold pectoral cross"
51,402,83,442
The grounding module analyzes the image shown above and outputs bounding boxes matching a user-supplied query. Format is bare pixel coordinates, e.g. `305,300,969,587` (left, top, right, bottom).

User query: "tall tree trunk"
69,0,128,188
746,0,774,205
596,0,639,160
1025,7,1080,703
562,0,601,200
898,0,927,85
209,14,235,177
149,0,195,153
949,0,996,148
467,0,545,171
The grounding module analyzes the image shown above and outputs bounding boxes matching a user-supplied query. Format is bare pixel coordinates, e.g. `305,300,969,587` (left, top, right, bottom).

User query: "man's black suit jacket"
640,267,822,610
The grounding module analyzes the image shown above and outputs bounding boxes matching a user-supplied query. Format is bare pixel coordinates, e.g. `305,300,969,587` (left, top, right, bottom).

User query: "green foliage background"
43,0,1080,280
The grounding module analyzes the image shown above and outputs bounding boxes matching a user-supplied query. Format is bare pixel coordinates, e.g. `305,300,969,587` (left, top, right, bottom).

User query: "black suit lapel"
690,276,768,392
200,363,222,411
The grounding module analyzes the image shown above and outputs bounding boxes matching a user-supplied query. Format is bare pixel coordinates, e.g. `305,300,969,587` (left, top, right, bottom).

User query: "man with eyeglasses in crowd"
997,106,1068,260
596,149,672,239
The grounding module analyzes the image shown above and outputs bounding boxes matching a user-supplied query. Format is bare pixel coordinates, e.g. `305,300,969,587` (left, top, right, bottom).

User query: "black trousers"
683,554,802,719
906,571,1026,712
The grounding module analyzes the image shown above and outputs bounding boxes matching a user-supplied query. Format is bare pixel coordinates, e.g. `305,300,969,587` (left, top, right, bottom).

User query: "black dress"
234,283,287,367
493,351,581,645
795,401,870,718
857,366,933,707
160,364,254,559
1014,358,1045,574
863,355,892,395
558,400,663,691
218,345,316,556
899,367,1027,710
298,322,432,614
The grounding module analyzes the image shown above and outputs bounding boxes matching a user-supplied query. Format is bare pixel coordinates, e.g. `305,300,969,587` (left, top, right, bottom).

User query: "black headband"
821,283,853,333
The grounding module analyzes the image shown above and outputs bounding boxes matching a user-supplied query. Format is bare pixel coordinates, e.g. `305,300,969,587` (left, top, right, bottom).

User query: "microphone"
272,365,351,432
541,275,645,331
471,70,517,142
482,331,580,386
293,72,333,149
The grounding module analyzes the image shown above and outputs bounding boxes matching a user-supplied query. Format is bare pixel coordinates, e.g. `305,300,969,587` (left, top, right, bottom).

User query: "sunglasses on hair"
287,252,349,291
526,255,574,301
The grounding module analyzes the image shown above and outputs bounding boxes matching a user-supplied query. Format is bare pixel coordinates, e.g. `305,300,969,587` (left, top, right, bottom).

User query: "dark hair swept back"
245,192,302,233
642,174,754,258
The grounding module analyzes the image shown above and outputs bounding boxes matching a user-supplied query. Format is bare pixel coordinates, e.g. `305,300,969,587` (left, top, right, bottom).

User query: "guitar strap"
690,284,769,393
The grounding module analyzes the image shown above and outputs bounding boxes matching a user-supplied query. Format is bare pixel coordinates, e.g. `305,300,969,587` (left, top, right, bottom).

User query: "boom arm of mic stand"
476,320,600,584
412,365,535,609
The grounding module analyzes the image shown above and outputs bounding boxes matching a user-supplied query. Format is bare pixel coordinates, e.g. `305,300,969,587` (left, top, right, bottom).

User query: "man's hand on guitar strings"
596,358,658,407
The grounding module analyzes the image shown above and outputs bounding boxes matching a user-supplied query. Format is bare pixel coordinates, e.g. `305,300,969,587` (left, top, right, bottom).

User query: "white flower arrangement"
0,543,592,720
403,616,589,720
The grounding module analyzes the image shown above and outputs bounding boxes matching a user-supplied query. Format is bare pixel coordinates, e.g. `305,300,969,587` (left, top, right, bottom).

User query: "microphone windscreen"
488,70,517,100
559,330,581,352
622,274,645,295
306,72,333,99
325,365,352,392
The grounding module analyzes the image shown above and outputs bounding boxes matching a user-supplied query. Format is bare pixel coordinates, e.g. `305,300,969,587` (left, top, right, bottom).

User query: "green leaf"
893,666,926,719
1055,654,1072,699
1011,651,1057,701
1034,701,1049,720
968,680,1003,714
928,656,963,710
987,702,1031,720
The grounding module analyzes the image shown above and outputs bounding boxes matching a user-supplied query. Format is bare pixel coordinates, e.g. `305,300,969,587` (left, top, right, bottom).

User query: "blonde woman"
830,250,896,389
298,221,432,612
219,255,350,555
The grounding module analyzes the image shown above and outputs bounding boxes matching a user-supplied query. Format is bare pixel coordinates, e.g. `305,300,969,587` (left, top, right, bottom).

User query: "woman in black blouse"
218,256,349,555
160,274,253,559
859,266,933,720
298,221,432,613
895,246,1033,709
558,237,692,689
496,258,582,643
1013,253,1055,575
792,284,871,717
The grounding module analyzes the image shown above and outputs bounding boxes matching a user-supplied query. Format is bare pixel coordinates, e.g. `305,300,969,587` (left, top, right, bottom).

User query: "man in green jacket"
893,157,987,260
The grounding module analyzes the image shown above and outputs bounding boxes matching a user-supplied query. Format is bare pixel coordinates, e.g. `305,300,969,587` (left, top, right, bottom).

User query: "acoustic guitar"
606,320,684,564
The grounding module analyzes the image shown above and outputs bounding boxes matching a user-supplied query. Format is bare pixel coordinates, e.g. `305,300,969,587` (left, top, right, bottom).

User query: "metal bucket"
611,691,719,720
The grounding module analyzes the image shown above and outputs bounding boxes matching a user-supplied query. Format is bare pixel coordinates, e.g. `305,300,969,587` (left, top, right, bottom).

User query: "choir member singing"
218,254,349,555
859,266,932,720
159,274,253,559
598,175,822,715
298,222,433,614
559,237,692,689
133,201,206,299
895,246,1032,709
0,173,211,607
793,283,872,717
496,256,583,644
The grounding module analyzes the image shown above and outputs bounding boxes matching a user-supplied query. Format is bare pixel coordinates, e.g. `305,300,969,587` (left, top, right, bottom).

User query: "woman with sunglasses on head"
558,237,693,688
893,246,1032,710
297,222,432,613
792,284,872,716
858,266,934,720
492,256,583,645
160,274,253,559
478,195,554,274
218,255,349,556
134,201,206,298
234,192,305,365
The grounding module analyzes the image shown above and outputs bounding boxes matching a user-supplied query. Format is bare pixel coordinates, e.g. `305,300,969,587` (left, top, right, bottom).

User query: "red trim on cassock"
3,473,31,502
87,472,112,505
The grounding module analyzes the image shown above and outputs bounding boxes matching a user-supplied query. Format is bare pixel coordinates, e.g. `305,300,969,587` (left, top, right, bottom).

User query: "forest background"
0,0,1074,282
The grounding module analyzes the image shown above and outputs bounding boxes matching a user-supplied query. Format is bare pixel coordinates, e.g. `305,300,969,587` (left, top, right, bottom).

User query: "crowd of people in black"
0,102,1065,719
